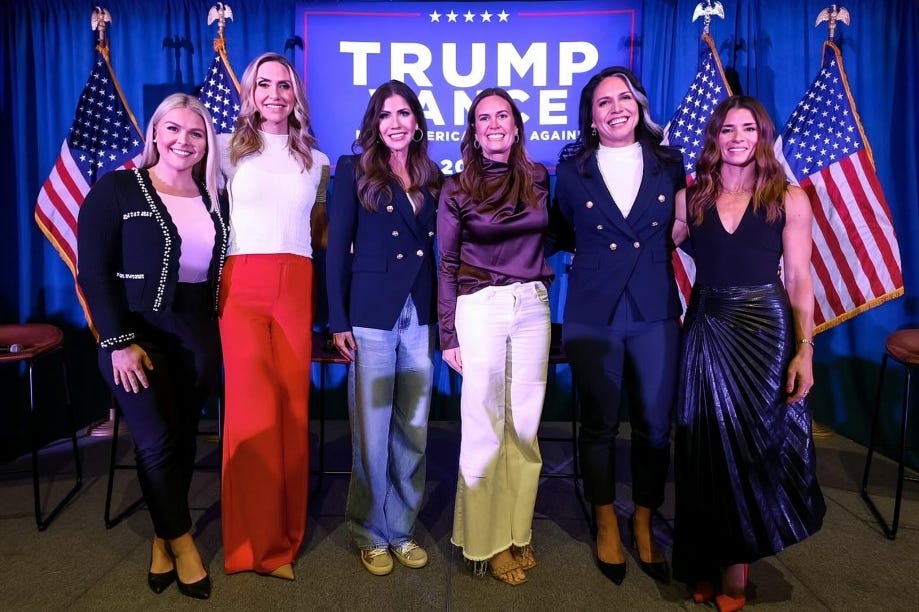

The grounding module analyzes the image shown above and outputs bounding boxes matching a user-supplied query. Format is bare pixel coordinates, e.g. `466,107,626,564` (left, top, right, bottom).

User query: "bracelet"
799,338,815,348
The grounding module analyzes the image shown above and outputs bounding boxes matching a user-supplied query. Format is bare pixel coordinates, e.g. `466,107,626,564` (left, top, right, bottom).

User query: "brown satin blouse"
436,159,554,350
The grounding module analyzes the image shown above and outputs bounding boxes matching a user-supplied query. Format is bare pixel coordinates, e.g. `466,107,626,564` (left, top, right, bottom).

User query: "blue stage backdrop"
297,1,641,172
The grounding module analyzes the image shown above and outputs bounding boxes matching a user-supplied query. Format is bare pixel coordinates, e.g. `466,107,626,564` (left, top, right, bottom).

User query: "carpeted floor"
1,419,918,611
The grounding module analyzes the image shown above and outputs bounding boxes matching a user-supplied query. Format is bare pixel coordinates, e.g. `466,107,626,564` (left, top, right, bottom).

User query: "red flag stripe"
821,157,896,295
836,151,902,284
806,175,871,306
34,204,77,268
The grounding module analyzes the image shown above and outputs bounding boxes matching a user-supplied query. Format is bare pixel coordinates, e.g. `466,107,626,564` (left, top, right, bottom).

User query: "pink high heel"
714,564,749,611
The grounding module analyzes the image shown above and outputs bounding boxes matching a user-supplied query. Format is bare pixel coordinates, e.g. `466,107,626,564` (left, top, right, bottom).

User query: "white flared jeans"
450,281,551,561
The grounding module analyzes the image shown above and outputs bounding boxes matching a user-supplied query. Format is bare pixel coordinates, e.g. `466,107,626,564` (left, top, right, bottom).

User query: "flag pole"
85,6,132,437
809,4,853,440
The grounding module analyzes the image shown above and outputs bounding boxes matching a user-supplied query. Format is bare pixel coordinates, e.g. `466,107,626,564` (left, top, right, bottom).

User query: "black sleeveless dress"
671,200,826,585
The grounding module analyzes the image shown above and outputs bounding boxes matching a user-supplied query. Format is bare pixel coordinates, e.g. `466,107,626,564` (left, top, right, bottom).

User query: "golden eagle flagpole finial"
207,2,234,45
692,1,725,35
91,6,112,50
815,4,851,41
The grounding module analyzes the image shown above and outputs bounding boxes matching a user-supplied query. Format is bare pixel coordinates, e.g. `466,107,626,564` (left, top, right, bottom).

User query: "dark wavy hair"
352,80,442,212
457,87,541,208
558,66,681,174
688,95,788,225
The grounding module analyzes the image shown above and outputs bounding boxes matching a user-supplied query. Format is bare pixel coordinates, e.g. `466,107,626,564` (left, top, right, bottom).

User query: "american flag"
776,41,903,332
662,33,733,310
198,44,241,134
34,46,144,321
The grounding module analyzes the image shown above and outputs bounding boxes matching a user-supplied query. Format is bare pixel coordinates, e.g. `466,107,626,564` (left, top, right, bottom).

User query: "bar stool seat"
861,328,919,539
0,323,83,530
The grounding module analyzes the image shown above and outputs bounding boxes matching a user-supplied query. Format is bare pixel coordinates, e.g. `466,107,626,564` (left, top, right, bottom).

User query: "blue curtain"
3,1,918,461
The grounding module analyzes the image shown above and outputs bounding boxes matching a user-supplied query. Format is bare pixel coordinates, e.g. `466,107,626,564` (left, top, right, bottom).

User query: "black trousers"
563,298,680,508
98,283,220,539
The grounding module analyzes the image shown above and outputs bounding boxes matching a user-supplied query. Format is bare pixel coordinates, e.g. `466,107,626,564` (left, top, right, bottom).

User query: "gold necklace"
722,185,752,196
150,168,198,197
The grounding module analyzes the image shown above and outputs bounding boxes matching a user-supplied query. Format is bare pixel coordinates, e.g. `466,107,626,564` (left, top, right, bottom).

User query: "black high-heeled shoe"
177,572,211,600
147,568,176,594
596,557,627,585
629,514,671,584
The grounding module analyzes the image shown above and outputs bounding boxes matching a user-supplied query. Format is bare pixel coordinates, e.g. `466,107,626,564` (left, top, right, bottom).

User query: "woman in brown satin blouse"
437,87,553,586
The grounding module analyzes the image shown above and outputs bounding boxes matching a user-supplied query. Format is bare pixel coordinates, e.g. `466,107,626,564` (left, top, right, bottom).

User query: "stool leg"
104,405,144,528
28,348,84,531
861,354,888,496
61,349,84,493
319,361,328,478
890,365,912,539
103,407,122,528
29,359,43,528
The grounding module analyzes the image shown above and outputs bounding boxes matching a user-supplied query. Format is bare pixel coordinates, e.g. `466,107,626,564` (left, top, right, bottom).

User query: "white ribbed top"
224,131,329,258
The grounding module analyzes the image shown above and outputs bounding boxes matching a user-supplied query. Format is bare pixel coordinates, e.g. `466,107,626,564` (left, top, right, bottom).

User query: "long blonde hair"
230,52,316,170
139,93,220,210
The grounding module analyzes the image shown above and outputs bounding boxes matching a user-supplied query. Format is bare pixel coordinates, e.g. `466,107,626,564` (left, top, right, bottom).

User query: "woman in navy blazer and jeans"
327,80,442,576
554,66,685,586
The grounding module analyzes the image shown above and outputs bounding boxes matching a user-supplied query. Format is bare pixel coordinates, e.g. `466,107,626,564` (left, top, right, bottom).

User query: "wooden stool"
312,329,350,478
0,323,83,530
861,328,919,539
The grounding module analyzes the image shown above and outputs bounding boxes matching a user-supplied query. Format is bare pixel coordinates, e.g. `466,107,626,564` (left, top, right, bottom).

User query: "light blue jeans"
347,296,434,549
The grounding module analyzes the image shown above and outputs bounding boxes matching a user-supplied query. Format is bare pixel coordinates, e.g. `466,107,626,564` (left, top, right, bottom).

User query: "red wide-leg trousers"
219,254,313,574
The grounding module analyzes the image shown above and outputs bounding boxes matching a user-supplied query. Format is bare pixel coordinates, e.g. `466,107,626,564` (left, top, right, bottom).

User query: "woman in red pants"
218,52,329,580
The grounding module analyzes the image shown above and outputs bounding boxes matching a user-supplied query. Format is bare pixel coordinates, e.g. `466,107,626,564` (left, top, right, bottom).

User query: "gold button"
609,243,617,251
416,249,424,257
396,253,404,260
386,205,394,212
658,194,666,202
596,224,604,230
586,201,594,209
633,241,640,248
392,230,400,237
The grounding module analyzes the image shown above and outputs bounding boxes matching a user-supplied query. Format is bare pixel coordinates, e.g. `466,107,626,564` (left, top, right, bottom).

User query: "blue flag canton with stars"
67,52,144,182
780,46,863,182
199,53,241,134
664,48,729,174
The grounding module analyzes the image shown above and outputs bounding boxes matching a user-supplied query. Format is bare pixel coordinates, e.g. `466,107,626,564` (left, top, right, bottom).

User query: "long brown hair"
229,52,317,170
689,95,788,224
353,80,442,212
457,88,541,208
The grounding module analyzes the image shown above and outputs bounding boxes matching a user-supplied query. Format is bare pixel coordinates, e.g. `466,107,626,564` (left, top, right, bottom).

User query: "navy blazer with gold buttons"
554,146,685,325
327,154,438,333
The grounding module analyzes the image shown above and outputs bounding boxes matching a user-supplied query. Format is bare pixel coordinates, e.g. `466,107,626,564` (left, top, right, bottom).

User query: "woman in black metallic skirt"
670,96,825,611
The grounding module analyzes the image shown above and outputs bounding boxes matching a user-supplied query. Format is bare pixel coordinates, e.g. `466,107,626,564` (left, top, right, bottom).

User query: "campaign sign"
298,1,642,174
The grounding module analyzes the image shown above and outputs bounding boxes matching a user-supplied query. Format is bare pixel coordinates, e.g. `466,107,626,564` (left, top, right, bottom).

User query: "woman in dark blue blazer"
554,66,685,586
326,80,442,576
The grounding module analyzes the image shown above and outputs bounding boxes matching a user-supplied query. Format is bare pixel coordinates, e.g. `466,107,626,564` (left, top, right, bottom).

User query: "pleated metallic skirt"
672,282,825,583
